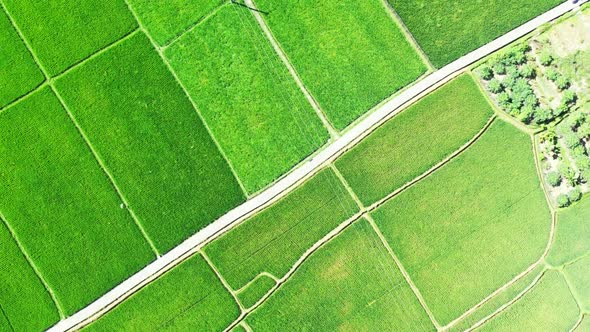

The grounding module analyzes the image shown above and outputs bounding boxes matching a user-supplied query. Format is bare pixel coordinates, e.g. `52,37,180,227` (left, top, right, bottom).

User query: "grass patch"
253,0,427,130
371,120,551,325
389,0,562,67
247,218,434,330
128,0,224,46
2,0,137,76
547,196,590,266
0,9,43,108
564,255,590,311
205,168,358,290
0,88,155,314
165,5,328,193
84,254,240,331
480,270,579,331
0,221,59,331
237,274,276,309
54,32,245,253
336,74,493,205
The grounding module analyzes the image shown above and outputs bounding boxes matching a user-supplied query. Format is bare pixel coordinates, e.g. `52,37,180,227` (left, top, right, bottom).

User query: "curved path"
48,1,588,330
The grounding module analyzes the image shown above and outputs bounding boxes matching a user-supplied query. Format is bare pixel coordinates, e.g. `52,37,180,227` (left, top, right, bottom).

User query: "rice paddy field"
2,1,589,331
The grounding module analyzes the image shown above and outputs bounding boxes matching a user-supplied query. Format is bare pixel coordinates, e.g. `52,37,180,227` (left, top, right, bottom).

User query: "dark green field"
55,32,245,253
547,196,590,267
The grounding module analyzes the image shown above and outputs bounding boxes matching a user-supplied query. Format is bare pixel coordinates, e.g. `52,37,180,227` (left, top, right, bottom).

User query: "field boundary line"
366,216,441,330
245,0,339,139
241,321,253,332
201,252,245,311
570,314,585,332
560,269,586,316
380,0,435,71
161,0,229,50
236,272,278,294
49,2,587,329
0,211,65,318
0,81,47,115
50,86,161,257
124,0,249,197
0,304,15,332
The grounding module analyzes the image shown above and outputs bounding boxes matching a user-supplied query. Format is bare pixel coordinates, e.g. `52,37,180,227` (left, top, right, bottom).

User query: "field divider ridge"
0,211,65,318
123,0,249,197
379,0,436,71
235,272,278,294
245,0,339,140
48,1,587,329
201,251,245,311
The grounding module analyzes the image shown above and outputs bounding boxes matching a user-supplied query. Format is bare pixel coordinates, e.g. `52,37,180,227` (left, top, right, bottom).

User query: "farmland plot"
0,221,59,331
480,270,579,331
165,4,328,193
389,0,562,68
2,0,137,76
371,120,551,325
336,74,494,205
253,0,427,130
246,218,434,331
564,255,590,310
547,196,590,266
84,254,239,331
205,168,358,294
0,9,43,108
54,32,245,253
127,0,224,46
0,88,155,314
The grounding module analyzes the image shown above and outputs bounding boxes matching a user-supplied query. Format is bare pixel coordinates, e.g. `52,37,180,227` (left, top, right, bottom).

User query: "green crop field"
388,0,563,68
2,0,137,76
165,4,328,193
371,120,551,325
564,255,590,310
253,0,427,130
128,0,224,46
84,254,240,331
481,270,579,331
336,74,494,205
0,221,59,331
237,274,276,309
547,196,590,267
205,168,358,291
54,32,245,253
0,88,155,314
0,9,43,108
247,218,434,330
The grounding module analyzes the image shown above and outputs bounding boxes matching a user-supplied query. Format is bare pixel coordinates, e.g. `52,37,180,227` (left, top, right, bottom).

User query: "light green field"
165,4,328,193
371,120,551,325
205,168,358,290
389,0,563,67
0,88,155,314
2,0,137,76
578,316,590,331
128,0,223,46
0,221,59,331
54,32,245,253
253,0,427,130
247,218,434,330
480,270,579,331
547,196,590,267
0,9,43,108
84,254,239,331
336,74,494,205
237,274,276,309
564,255,590,310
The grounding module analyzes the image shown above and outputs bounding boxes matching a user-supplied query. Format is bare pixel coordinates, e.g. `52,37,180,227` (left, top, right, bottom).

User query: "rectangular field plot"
564,255,590,310
246,218,434,331
84,254,239,331
2,0,137,76
336,74,494,205
546,196,590,266
0,88,156,314
0,9,43,108
54,32,245,253
371,120,551,325
0,220,59,331
205,168,358,292
165,4,329,193
481,270,579,331
253,0,427,130
128,0,224,46
388,0,562,68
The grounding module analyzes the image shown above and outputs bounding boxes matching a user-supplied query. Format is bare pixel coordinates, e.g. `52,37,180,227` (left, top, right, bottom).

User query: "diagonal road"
48,1,588,330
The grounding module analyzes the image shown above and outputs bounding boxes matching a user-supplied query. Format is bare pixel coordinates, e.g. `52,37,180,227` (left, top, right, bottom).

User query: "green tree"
568,187,582,203
497,92,511,108
519,64,536,79
556,193,570,208
546,171,562,187
493,62,506,75
546,68,559,81
539,52,554,66
487,79,503,93
555,76,571,91
533,107,553,125
479,65,494,80
562,90,577,105
506,65,521,79
559,164,578,186
574,156,590,171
